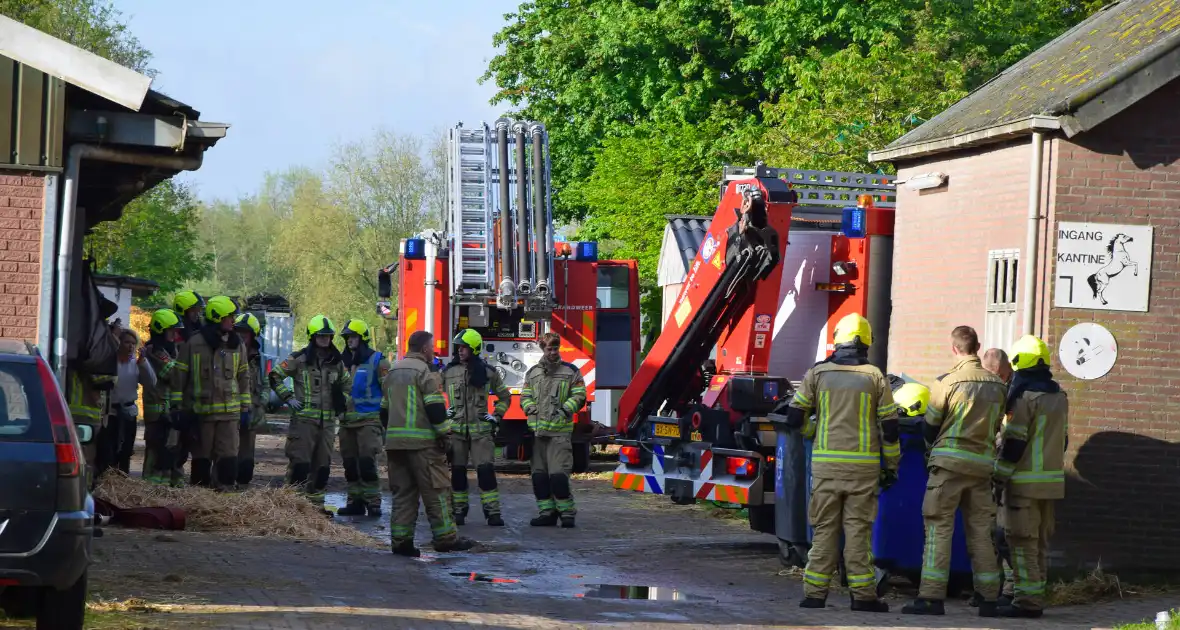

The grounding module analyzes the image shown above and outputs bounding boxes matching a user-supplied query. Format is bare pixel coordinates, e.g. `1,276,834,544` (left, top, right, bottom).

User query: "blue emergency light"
404,238,426,259
574,241,598,261
841,207,866,239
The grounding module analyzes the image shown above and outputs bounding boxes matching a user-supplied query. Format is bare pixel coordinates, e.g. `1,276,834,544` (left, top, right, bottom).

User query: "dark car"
0,340,96,629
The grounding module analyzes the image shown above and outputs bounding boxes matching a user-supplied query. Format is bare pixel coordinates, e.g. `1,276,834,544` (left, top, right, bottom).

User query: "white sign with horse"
1054,222,1153,312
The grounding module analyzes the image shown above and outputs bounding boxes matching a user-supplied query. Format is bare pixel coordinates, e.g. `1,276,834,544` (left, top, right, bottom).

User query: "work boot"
799,597,826,609
998,594,1014,607
850,598,890,613
454,505,468,526
997,604,1043,618
560,514,576,529
486,514,505,527
391,541,420,558
366,502,383,517
433,536,477,553
336,499,367,516
978,600,998,617
901,598,945,615
530,511,559,527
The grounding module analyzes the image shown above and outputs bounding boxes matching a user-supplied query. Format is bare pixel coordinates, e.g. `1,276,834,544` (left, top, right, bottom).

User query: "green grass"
1115,609,1180,629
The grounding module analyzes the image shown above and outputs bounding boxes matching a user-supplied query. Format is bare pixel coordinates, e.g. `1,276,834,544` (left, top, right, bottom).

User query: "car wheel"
572,441,591,473
36,570,87,630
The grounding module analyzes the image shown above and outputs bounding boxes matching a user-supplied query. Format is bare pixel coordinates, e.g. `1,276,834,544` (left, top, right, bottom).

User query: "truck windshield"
0,364,49,442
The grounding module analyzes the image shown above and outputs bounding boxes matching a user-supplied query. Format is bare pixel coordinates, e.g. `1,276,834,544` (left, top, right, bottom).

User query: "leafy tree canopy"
0,0,152,73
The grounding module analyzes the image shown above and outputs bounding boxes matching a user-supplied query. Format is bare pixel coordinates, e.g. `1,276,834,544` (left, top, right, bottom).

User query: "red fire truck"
378,119,641,472
611,163,896,553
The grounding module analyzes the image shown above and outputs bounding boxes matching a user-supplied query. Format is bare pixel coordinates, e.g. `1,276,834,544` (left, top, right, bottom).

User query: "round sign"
1058,322,1118,380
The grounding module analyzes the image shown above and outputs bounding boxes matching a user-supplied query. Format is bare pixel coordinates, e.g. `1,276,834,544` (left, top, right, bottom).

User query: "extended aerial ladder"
613,163,896,553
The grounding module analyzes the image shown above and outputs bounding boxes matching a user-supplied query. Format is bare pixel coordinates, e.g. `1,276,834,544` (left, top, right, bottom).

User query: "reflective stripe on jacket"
381,352,449,448
177,330,250,420
998,389,1068,499
521,359,586,436
67,369,113,424
142,342,177,421
925,356,1008,478
790,362,899,481
443,361,511,437
268,348,351,423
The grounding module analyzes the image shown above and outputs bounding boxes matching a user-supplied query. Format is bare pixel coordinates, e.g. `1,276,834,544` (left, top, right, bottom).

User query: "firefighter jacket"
269,345,351,424
141,339,180,422
925,356,1008,478
997,389,1068,500
790,361,899,481
343,346,390,427
67,369,115,427
176,326,250,421
245,345,267,430
521,358,587,437
381,351,449,449
443,358,511,437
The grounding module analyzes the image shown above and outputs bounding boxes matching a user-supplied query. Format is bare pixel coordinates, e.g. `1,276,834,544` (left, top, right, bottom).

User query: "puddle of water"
449,571,520,584
581,584,713,602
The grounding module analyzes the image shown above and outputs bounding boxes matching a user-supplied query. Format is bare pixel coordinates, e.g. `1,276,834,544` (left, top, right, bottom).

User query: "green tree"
85,180,210,303
0,0,152,73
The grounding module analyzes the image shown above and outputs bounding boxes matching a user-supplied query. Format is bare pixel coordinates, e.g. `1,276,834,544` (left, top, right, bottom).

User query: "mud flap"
773,421,810,567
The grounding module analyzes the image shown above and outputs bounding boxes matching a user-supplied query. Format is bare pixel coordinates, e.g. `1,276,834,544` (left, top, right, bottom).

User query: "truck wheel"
572,441,591,473
36,569,87,630
778,539,807,569
747,505,775,534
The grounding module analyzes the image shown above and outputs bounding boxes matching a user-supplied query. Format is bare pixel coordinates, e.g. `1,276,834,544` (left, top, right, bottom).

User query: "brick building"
0,15,226,376
869,0,1180,571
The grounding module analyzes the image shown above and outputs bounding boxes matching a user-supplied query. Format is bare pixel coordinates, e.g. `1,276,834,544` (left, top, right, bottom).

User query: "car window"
0,364,49,442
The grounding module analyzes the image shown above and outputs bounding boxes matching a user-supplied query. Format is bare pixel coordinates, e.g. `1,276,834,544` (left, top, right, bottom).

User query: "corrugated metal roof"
667,215,712,272
881,0,1180,153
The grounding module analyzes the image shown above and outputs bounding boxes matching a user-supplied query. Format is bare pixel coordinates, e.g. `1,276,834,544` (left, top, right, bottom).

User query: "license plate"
653,423,681,439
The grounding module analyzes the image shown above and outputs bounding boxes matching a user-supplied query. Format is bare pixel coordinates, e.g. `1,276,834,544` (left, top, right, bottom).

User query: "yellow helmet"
1009,335,1050,371
895,382,930,417
173,290,204,314
204,295,238,324
234,313,261,336
833,313,872,347
149,309,184,335
453,329,483,356
307,315,335,337
342,319,371,344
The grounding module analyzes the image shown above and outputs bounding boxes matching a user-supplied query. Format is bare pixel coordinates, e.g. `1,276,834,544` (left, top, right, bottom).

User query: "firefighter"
903,326,1007,617
175,296,250,490
895,382,931,420
66,318,120,487
787,313,898,612
337,319,389,517
443,329,511,527
172,290,205,341
983,348,1014,386
141,309,185,486
269,315,350,509
234,313,267,487
993,335,1067,618
521,332,587,528
383,330,475,556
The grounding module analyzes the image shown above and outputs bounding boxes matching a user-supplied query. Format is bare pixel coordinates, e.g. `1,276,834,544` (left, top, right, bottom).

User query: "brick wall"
888,141,1039,382
1049,77,1180,571
0,170,44,341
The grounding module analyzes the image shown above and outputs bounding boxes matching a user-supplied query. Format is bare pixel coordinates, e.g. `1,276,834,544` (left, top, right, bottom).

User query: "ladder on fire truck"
448,124,496,294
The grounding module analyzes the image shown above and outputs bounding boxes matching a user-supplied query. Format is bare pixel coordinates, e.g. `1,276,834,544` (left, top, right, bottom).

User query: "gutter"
1022,132,1046,337
54,144,204,381
868,116,1061,163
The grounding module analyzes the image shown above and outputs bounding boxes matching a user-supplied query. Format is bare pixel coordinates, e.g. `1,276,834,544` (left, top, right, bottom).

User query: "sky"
115,0,515,203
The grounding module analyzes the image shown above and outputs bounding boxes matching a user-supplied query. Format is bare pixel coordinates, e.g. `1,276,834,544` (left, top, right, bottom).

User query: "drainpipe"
424,231,438,339
1021,132,1045,337
55,144,204,381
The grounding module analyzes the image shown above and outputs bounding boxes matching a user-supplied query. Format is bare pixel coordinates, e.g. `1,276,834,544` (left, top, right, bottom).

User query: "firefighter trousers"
999,496,1055,612
237,426,256,486
803,475,879,601
386,447,457,545
451,433,500,517
918,466,1002,600
285,416,335,503
340,424,384,504
191,416,240,490
142,419,173,485
531,434,574,516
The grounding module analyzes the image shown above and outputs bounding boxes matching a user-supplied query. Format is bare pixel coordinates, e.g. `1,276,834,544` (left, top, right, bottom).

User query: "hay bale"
94,472,379,548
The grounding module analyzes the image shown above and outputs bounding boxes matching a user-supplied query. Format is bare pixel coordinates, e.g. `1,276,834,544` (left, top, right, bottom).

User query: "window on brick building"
984,249,1020,351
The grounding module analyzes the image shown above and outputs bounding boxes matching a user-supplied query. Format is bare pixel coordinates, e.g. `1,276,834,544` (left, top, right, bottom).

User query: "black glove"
878,468,898,491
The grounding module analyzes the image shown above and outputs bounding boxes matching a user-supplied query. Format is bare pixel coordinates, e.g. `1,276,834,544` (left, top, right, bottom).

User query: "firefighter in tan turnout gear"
788,313,898,613
443,329,511,527
382,330,475,556
234,313,267,487
337,319,389,517
175,296,251,490
269,315,350,509
993,335,1067,619
522,332,587,529
141,309,186,486
903,326,1007,617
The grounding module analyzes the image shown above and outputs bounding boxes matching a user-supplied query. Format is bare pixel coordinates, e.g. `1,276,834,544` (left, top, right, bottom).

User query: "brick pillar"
0,171,46,341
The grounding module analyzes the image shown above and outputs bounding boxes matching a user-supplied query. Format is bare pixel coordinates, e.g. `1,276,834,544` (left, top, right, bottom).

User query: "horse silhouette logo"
1086,233,1137,305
